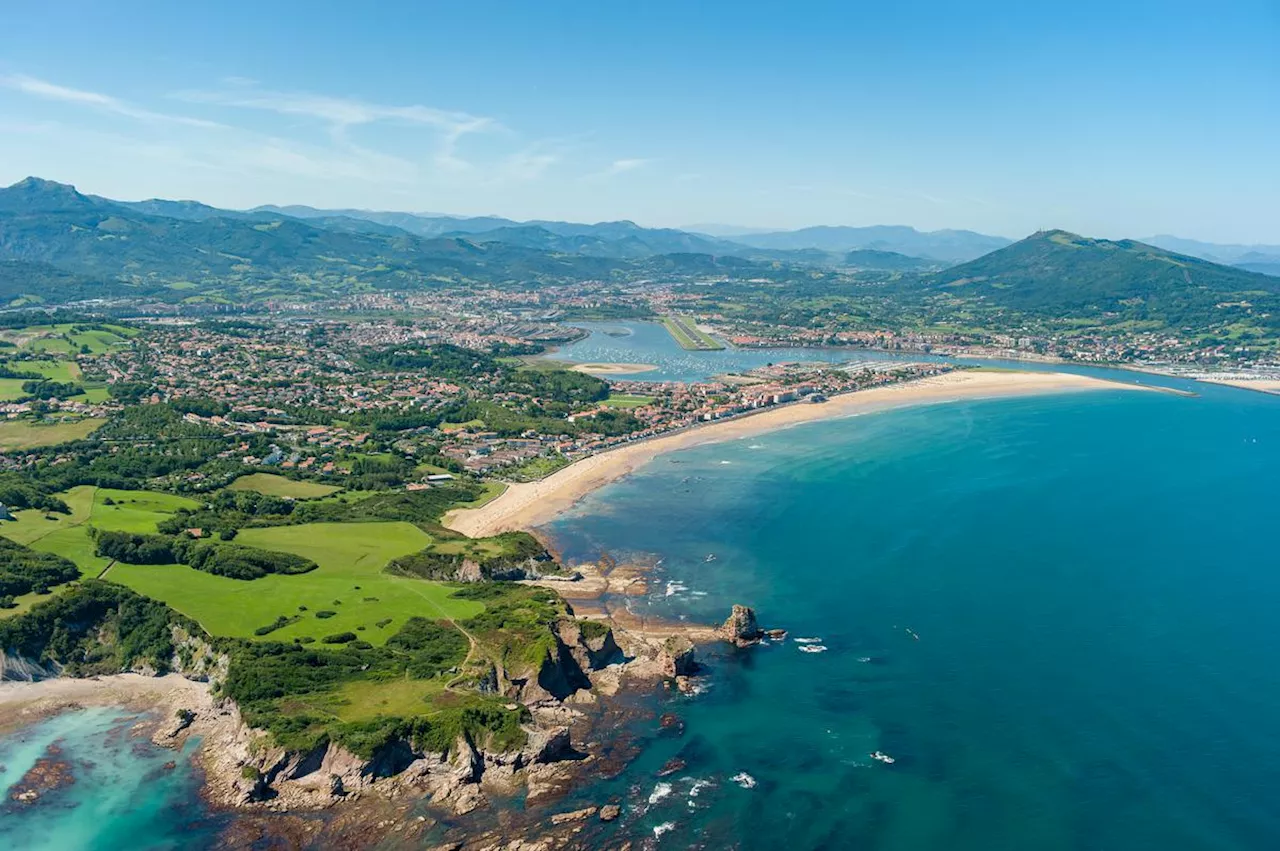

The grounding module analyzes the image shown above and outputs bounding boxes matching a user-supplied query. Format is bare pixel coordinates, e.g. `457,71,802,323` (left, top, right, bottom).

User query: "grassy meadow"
0,418,105,450
227,472,342,499
110,521,479,644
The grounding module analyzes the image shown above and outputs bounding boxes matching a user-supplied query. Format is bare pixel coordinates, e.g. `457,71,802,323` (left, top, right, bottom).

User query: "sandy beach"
445,369,1141,537
0,673,213,734
571,362,658,375
1200,377,1280,395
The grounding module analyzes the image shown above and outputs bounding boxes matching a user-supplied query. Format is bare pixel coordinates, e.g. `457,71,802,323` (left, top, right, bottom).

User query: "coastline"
446,369,1142,538
0,672,214,736
1196,377,1280,395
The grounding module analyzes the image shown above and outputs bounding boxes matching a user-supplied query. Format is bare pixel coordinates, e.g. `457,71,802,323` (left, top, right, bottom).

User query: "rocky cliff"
192,617,626,815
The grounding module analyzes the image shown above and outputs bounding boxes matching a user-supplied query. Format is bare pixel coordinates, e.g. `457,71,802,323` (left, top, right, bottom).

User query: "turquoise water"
0,707,220,849
6,322,1274,849
544,383,1280,849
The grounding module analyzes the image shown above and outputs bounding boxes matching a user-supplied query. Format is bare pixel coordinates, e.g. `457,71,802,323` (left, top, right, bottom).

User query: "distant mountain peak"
0,176,102,213
922,228,1280,308
10,176,74,191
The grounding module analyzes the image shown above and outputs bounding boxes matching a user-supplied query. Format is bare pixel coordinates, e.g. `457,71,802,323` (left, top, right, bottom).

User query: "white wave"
798,645,828,654
731,772,757,789
649,782,673,804
664,581,688,597
794,637,823,644
719,460,732,464
858,656,872,663
653,822,677,838
747,443,764,449
688,778,714,798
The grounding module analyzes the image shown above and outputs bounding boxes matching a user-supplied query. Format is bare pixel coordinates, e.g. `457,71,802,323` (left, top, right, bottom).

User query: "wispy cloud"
175,86,496,134
605,158,652,175
0,74,222,129
1,73,652,206
173,84,498,171
582,158,654,181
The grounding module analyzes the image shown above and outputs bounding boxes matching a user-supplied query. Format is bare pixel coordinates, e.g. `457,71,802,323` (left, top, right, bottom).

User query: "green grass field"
0,418,104,450
0,379,27,401
661,315,725,351
0,360,84,401
227,473,342,499
602,393,654,408
91,488,201,533
1,487,110,617
0,486,198,571
0,486,181,616
299,676,452,722
1,485,98,546
109,521,481,645
454,481,507,508
8,324,134,355
72,386,111,404
507,455,570,482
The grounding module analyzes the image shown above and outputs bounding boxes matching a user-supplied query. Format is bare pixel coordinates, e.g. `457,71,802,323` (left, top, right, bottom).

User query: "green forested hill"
0,178,785,302
923,230,1280,307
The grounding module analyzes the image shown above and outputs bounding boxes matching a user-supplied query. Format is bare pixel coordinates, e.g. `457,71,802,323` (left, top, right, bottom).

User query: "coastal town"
0,312,961,491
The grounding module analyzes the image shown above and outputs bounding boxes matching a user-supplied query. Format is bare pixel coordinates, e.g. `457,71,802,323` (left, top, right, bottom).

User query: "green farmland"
110,521,479,645
227,473,342,499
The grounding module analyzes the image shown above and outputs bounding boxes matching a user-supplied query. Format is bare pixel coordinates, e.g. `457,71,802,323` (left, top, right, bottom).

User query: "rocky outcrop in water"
658,636,697,677
513,619,623,705
718,604,764,647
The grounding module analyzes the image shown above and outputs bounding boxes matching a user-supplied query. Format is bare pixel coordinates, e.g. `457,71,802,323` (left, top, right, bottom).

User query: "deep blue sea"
5,323,1278,849
540,376,1280,849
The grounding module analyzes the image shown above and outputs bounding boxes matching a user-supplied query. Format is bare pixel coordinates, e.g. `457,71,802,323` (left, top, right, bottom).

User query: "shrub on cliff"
384,616,468,678
0,580,186,675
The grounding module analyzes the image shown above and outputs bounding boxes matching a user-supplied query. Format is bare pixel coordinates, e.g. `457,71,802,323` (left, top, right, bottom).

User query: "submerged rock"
658,713,685,736
658,757,687,777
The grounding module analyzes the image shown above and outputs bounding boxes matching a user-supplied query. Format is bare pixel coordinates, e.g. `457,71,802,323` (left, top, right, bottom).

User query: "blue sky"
1,0,1276,242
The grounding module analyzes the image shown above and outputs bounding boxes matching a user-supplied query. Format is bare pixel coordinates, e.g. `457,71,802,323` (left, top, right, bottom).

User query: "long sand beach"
445,369,1141,537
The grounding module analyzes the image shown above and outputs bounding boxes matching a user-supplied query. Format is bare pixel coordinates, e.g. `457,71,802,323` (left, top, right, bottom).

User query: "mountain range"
116,197,999,265
0,177,1274,313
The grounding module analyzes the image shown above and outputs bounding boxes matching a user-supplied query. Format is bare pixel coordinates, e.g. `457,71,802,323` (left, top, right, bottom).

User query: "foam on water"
546,379,1280,849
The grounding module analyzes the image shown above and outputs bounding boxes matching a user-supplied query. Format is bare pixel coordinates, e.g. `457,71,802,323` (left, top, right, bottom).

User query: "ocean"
541,378,1280,849
0,707,221,849
5,323,1278,849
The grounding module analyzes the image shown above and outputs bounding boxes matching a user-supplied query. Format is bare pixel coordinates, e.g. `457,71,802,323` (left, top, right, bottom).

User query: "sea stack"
719,604,765,647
